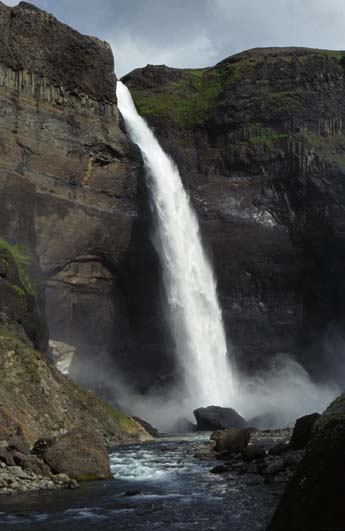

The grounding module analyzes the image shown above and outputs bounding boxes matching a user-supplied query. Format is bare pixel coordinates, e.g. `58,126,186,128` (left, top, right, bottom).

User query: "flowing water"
0,434,284,531
116,81,235,410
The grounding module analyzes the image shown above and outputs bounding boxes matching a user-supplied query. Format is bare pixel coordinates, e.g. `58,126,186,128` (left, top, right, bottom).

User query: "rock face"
0,1,170,391
0,236,151,453
289,412,321,450
123,48,345,382
268,394,345,531
194,406,245,430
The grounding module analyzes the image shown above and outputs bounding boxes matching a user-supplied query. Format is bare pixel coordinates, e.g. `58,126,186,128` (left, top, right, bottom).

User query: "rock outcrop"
123,48,345,382
289,412,321,450
268,394,345,531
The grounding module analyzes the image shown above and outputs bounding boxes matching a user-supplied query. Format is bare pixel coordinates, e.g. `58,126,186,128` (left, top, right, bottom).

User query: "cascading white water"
116,81,235,409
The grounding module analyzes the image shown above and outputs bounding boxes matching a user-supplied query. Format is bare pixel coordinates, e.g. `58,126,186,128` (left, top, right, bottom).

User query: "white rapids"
116,81,235,409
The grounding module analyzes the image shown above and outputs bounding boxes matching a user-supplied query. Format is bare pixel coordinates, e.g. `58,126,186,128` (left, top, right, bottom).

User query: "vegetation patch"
131,68,222,128
0,239,42,296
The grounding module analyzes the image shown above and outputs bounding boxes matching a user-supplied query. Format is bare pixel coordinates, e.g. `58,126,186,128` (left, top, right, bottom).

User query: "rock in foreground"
268,394,345,531
194,406,245,430
289,412,320,450
43,429,111,481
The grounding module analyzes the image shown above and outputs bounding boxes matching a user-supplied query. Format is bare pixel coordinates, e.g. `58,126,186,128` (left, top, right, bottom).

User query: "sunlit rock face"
123,50,345,381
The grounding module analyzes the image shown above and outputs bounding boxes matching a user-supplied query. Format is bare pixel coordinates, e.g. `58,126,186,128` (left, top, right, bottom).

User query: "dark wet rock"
262,458,286,476
32,439,54,458
43,428,111,481
268,443,290,456
289,412,321,450
268,394,345,531
283,453,303,468
124,489,142,497
173,418,197,433
241,446,266,462
210,464,230,474
194,406,245,430
0,448,15,466
211,428,250,453
132,417,159,438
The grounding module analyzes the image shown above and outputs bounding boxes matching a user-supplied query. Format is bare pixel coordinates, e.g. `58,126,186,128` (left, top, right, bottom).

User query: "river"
0,432,285,530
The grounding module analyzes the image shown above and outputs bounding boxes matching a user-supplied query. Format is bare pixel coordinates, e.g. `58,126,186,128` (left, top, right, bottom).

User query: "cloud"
108,32,218,78
3,0,345,76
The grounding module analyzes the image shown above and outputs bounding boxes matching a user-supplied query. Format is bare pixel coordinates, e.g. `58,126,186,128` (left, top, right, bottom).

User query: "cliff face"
0,1,170,389
123,48,345,381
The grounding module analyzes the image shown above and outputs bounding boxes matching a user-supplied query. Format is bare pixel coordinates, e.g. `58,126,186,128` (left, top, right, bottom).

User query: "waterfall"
116,81,235,409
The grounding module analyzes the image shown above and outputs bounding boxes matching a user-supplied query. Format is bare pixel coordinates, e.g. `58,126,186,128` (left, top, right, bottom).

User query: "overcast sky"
3,0,345,77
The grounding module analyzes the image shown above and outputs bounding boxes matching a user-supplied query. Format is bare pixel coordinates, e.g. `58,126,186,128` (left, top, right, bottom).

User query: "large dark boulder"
268,394,345,531
43,428,111,481
289,412,321,450
194,406,245,431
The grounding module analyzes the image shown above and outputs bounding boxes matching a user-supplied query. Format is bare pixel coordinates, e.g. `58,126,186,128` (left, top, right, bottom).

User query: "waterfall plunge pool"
0,432,286,531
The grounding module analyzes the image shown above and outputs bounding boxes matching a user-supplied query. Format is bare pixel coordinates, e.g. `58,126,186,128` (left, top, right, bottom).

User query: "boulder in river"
43,428,111,481
211,428,250,453
289,412,320,450
194,406,245,430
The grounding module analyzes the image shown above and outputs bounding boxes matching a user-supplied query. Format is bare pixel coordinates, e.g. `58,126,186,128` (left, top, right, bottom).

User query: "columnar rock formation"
123,49,345,382
0,1,168,390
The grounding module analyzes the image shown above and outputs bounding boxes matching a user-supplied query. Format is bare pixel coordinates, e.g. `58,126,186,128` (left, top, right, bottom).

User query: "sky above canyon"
3,0,345,76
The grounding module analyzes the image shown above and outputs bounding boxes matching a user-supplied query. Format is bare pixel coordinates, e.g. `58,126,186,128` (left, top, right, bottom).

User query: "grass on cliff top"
131,68,222,128
0,239,41,296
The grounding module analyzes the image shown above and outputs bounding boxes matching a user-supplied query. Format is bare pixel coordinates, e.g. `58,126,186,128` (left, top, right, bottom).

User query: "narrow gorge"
0,1,345,530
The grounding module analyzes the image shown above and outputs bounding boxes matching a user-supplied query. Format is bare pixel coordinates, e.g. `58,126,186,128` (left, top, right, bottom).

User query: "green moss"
0,239,42,296
303,132,345,170
99,399,139,432
131,68,222,128
0,327,14,338
225,58,257,83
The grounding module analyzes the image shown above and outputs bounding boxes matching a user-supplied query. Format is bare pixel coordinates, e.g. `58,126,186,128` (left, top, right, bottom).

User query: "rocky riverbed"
0,430,297,531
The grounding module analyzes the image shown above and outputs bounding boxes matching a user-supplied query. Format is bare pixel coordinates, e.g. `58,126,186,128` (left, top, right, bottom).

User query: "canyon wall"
123,48,345,382
0,1,172,392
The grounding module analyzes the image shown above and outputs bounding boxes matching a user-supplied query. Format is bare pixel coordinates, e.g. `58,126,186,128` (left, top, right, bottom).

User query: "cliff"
123,48,345,381
0,1,151,456
0,1,168,392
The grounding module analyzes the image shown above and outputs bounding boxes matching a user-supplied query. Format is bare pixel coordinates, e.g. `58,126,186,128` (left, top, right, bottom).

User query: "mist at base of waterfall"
113,352,338,432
